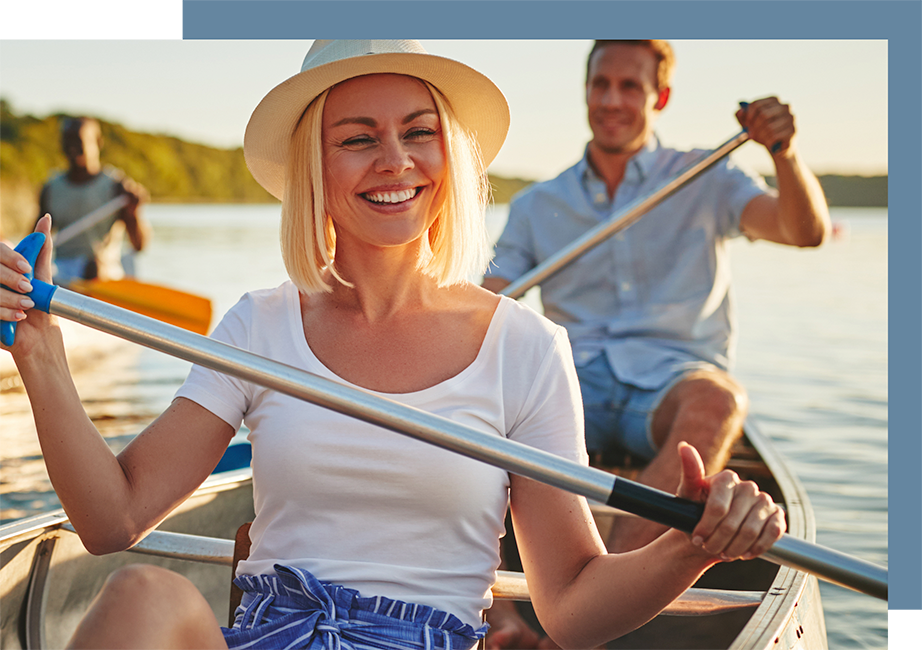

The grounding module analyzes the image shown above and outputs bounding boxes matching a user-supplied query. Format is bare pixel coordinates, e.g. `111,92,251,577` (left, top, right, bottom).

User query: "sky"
0,37,888,180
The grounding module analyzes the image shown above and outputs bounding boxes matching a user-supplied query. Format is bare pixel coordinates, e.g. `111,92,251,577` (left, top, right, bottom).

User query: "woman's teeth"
363,188,417,204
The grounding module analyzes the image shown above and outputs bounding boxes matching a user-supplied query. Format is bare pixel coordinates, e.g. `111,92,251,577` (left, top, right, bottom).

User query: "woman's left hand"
676,442,786,561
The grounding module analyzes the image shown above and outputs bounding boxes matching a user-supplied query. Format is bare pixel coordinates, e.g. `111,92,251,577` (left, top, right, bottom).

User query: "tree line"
0,102,886,240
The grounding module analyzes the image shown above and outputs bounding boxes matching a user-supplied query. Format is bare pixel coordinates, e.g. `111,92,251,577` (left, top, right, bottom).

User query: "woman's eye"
407,128,438,140
342,135,374,147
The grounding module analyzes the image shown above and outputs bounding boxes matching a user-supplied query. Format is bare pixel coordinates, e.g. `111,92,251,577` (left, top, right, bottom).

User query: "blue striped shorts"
222,565,487,650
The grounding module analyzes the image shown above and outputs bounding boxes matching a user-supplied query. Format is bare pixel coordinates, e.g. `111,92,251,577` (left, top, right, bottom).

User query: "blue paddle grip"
1,232,57,347
29,279,57,313
738,101,782,153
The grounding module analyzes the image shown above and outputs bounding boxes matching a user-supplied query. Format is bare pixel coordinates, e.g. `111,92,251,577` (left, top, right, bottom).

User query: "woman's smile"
361,186,423,206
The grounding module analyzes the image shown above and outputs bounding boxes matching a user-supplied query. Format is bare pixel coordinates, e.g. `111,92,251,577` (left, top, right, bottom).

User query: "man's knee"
678,371,749,422
653,371,748,446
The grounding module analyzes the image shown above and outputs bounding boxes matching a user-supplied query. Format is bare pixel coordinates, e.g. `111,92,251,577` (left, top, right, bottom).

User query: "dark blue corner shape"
183,1,897,40
888,31,922,640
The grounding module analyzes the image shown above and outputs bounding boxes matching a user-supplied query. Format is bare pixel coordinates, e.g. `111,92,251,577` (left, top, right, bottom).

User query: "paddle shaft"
52,195,130,248
22,281,887,600
500,130,750,299
491,132,893,594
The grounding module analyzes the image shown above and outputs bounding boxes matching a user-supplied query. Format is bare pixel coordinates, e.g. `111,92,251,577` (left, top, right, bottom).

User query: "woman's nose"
375,138,413,174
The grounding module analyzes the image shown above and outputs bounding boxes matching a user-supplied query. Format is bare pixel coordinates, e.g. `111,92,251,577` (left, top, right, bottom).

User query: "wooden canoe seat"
228,522,253,626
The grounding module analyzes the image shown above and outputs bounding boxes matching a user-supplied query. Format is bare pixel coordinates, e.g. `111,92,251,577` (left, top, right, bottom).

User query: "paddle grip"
607,479,705,533
1,233,57,347
738,101,782,153
28,279,57,313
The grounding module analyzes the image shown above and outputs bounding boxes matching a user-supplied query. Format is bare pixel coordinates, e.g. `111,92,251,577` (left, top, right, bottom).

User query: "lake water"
0,204,888,648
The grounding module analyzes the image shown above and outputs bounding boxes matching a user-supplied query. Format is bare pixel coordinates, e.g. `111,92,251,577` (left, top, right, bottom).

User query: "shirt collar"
579,134,662,189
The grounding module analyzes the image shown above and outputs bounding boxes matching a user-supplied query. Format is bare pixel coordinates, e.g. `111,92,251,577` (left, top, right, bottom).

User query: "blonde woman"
0,40,784,650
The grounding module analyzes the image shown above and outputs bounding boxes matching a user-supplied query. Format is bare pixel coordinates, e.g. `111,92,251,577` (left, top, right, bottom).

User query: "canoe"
505,420,829,650
0,420,826,650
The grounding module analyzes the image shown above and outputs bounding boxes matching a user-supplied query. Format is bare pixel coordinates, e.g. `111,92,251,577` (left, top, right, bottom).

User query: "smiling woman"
243,40,509,297
281,72,491,295
1,39,789,650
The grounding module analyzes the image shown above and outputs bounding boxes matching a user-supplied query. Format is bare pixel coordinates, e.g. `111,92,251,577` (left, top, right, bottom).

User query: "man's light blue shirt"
485,136,769,389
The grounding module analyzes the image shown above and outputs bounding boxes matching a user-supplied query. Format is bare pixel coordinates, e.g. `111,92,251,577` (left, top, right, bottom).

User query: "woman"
0,40,784,650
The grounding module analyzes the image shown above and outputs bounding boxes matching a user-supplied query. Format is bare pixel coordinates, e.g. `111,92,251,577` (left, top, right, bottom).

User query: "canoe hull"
0,471,254,650
1,424,827,650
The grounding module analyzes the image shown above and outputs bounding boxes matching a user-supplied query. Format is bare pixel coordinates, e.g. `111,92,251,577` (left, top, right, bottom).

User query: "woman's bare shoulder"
449,280,503,309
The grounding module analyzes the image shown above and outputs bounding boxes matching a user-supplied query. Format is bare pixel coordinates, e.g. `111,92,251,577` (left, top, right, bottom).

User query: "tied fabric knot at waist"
223,565,487,650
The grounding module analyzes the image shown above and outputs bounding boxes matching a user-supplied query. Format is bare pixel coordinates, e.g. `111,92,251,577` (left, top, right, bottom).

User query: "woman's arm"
511,443,785,649
3,218,235,554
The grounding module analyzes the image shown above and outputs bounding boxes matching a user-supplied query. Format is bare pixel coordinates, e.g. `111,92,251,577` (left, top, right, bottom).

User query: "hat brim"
244,52,510,201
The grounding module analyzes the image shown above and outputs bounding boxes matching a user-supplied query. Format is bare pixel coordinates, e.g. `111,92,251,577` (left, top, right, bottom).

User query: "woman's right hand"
1,215,59,357
676,442,785,562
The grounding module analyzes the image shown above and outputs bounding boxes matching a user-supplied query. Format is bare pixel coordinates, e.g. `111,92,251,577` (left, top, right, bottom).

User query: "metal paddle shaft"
490,130,893,598
14,274,886,601
501,130,750,300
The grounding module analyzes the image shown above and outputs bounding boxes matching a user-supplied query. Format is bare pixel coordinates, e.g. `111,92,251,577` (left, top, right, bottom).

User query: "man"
39,116,151,285
482,39,828,648
486,39,829,549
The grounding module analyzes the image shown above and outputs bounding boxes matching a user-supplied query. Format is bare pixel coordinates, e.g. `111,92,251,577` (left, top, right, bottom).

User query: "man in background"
482,40,829,648
39,116,151,285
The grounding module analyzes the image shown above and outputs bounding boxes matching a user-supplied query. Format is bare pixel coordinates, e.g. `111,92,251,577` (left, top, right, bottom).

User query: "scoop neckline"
285,284,509,403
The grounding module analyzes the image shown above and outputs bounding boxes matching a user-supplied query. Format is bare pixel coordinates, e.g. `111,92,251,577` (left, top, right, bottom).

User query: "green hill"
1,102,887,241
491,174,889,210
764,174,887,209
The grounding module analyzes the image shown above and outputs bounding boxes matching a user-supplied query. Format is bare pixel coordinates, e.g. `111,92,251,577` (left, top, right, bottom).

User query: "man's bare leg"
68,564,227,650
606,370,748,553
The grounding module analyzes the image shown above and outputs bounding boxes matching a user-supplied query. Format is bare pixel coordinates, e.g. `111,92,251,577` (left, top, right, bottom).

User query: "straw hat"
244,39,510,200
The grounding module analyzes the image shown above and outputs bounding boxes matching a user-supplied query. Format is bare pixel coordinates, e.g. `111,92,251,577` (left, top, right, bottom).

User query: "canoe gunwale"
0,469,252,552
726,421,827,650
23,534,57,650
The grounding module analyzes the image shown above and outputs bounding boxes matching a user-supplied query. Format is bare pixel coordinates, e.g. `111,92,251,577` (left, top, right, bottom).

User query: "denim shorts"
577,353,707,462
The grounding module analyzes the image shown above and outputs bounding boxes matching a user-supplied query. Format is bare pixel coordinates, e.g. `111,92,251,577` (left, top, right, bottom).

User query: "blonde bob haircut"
280,76,492,295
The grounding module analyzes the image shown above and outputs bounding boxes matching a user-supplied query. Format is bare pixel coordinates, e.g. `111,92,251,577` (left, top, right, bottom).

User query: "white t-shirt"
175,281,588,628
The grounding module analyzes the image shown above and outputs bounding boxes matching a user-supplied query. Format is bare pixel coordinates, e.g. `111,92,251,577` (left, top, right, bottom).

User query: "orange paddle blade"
68,279,212,335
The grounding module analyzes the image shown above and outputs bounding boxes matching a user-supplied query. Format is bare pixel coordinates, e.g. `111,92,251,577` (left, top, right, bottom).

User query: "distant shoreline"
0,173,889,243
114,172,888,212
0,105,888,241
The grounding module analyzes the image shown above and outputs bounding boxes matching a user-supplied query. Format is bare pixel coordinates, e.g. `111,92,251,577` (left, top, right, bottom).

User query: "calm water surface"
0,204,888,648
